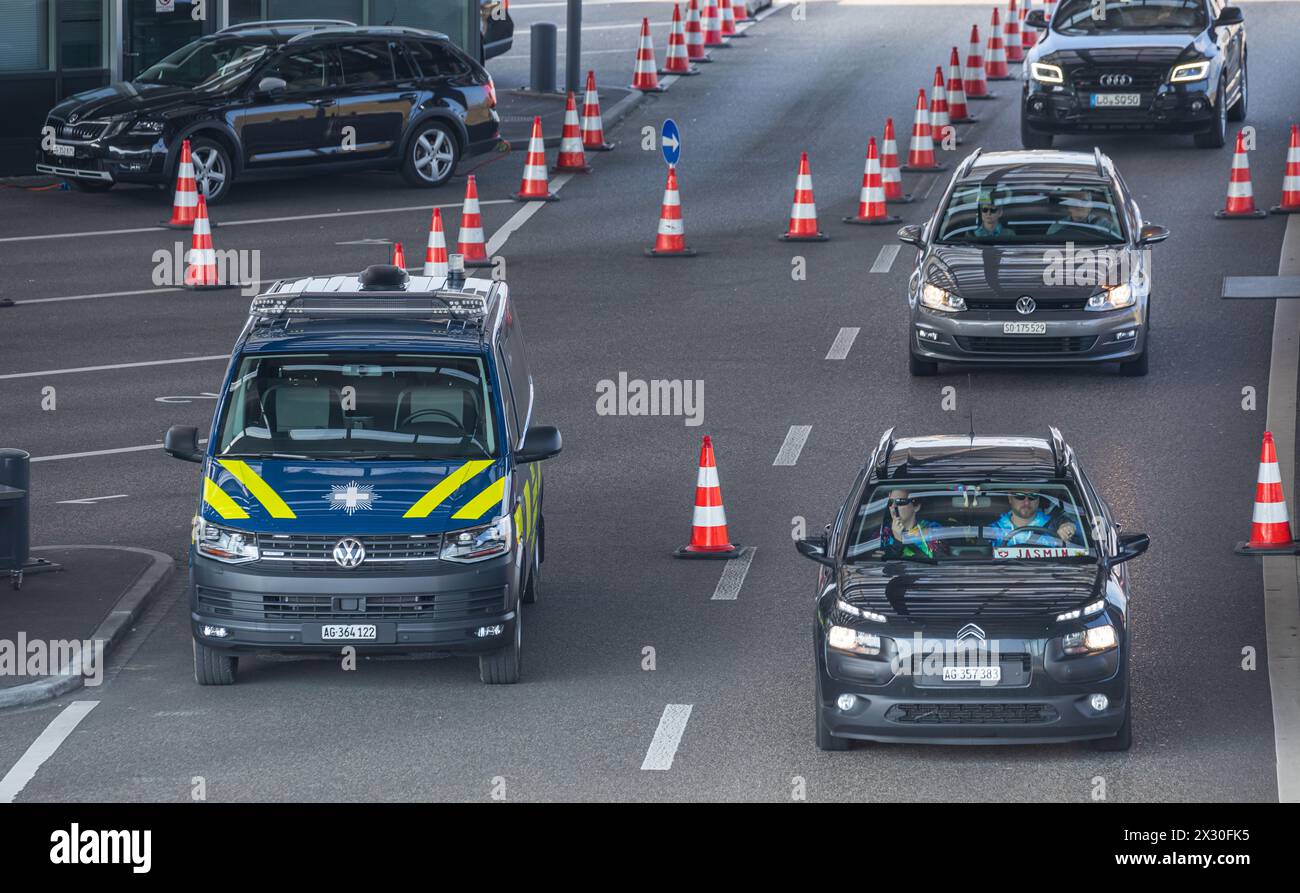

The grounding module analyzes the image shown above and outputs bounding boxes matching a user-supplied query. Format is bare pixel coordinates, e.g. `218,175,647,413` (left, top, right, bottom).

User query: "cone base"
779,231,831,242
951,114,979,123
631,83,668,93
967,92,998,100
902,162,950,172
583,141,616,152
660,65,701,76
162,219,204,230
1270,205,1300,214
705,41,733,49
1214,208,1268,219
646,247,698,257
551,162,592,173
690,54,714,63
886,193,915,204
184,281,238,291
986,73,1016,81
1235,540,1300,555
514,190,559,202
843,214,901,225
674,543,742,560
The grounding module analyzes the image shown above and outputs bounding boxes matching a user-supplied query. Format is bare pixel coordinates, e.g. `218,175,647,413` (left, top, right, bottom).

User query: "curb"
0,545,175,710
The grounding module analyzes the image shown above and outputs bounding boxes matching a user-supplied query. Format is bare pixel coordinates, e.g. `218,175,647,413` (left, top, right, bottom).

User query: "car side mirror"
164,425,203,463
1215,6,1244,26
1111,532,1150,565
796,535,835,567
1137,223,1170,245
256,76,287,96
897,224,925,248
1024,9,1047,28
516,425,561,463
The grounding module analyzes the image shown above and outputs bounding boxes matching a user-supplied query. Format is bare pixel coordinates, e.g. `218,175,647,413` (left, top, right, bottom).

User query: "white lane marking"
640,704,692,771
712,547,756,601
920,175,940,201
870,244,900,273
0,199,514,245
826,327,860,360
485,174,574,257
17,286,184,305
1262,213,1300,803
0,355,228,381
774,425,812,466
0,701,99,804
57,494,129,505
32,439,207,464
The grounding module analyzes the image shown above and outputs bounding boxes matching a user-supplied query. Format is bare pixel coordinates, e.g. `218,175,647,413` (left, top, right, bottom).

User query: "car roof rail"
957,148,983,178
1047,425,1073,476
218,19,357,34
1093,146,1107,177
289,25,447,43
871,426,898,478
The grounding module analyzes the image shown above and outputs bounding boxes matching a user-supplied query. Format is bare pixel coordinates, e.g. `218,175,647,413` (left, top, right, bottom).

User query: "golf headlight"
1062,624,1118,655
921,282,966,312
128,118,165,136
441,516,512,563
1031,62,1064,85
1087,279,1143,311
1169,61,1210,83
197,520,259,563
828,625,882,656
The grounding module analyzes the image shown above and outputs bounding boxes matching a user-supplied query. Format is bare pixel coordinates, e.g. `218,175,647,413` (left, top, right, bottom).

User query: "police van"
163,259,560,685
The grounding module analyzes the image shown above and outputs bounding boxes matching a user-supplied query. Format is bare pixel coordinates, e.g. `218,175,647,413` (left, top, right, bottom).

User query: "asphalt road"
1,0,1297,801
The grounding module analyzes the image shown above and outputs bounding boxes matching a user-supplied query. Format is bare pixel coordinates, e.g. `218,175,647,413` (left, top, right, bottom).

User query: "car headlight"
1056,598,1106,623
1031,62,1064,85
921,282,966,312
196,519,259,563
441,516,513,563
1062,624,1118,655
128,118,165,136
827,625,882,656
1169,61,1210,83
835,598,886,623
1086,278,1144,311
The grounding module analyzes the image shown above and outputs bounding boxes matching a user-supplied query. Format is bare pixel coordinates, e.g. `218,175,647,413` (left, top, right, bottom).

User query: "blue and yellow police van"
163,259,560,685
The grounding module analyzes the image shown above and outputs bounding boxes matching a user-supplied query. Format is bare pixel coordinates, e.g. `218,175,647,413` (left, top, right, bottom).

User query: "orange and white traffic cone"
780,152,829,241
1235,431,1300,554
948,47,976,123
552,91,591,172
662,4,700,75
685,0,712,63
422,207,448,278
1216,130,1267,219
163,139,201,229
1005,0,1024,63
881,117,912,204
903,89,946,171
514,116,558,201
1020,3,1037,50
183,195,229,290
732,0,753,23
674,435,741,559
646,166,697,257
844,137,900,226
930,66,959,147
720,0,746,37
581,71,614,151
1045,0,1058,24
631,17,668,91
703,0,728,48
391,241,406,269
985,9,1012,80
965,24,995,99
1271,124,1300,214
458,174,492,267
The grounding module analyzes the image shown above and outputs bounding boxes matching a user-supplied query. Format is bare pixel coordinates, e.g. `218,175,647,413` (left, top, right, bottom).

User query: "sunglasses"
887,498,921,508
979,206,1000,213
1009,492,1041,501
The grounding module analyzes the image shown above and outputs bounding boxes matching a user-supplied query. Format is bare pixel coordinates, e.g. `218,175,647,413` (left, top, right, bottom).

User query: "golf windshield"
135,39,271,91
845,482,1097,562
937,182,1125,244
1052,0,1209,34
215,353,499,460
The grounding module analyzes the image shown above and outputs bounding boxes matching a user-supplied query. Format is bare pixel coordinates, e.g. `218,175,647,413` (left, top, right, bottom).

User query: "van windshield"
215,352,499,460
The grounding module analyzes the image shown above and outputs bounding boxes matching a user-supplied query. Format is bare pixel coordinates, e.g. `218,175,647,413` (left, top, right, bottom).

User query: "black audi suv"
1021,0,1247,149
900,148,1169,377
798,428,1149,750
36,20,500,203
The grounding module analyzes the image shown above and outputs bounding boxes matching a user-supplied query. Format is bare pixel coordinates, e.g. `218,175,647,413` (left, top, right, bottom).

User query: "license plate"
320,624,377,641
1003,322,1047,334
1091,93,1142,108
942,666,1002,683
51,143,75,157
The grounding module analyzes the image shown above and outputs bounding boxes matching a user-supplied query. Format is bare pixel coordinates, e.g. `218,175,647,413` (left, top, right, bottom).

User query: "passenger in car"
1046,189,1119,237
988,492,1079,546
879,489,950,559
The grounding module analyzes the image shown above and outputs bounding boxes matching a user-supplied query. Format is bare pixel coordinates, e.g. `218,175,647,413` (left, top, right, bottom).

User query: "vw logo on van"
1016,296,1037,315
332,538,366,569
1099,73,1133,87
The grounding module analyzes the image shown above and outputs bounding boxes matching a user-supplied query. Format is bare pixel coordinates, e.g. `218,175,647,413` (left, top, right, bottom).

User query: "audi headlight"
921,282,966,312
441,516,512,563
1062,624,1118,655
196,519,259,563
128,118,165,136
827,625,882,656
1031,62,1064,85
1169,61,1210,83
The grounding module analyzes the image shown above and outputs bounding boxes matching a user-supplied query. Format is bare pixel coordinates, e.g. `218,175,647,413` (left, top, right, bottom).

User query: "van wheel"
67,178,114,193
1091,699,1132,752
479,606,521,684
1020,116,1053,149
193,637,237,685
188,137,233,204
402,122,460,188
909,351,939,377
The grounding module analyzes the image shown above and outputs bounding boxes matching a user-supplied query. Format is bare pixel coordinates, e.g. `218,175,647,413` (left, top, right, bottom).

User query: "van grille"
257,533,443,574
196,586,505,621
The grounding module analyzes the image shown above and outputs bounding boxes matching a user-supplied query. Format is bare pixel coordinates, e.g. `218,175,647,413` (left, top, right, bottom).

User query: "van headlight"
1169,61,1210,83
1031,62,1064,84
196,520,259,563
1062,624,1118,655
921,282,966,312
441,516,513,563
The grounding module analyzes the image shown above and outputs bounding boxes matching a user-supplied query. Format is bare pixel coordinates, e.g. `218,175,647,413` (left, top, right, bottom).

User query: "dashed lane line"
712,547,757,601
0,355,228,380
640,704,693,771
774,425,812,466
0,701,99,803
825,327,860,360
869,244,900,273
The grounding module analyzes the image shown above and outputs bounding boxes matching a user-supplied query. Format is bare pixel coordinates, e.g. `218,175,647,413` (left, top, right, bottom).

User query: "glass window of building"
0,0,50,71
59,0,105,69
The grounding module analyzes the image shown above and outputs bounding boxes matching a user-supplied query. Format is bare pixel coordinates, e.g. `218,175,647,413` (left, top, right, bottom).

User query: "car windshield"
135,39,271,90
845,482,1097,563
1053,0,1209,34
937,182,1125,245
215,352,499,461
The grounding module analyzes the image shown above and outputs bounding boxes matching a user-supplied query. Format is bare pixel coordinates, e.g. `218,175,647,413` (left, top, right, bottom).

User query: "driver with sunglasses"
879,489,949,559
972,190,1015,239
989,491,1079,547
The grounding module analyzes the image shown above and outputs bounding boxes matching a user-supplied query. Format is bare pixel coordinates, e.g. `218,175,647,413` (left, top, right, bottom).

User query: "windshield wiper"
219,451,310,460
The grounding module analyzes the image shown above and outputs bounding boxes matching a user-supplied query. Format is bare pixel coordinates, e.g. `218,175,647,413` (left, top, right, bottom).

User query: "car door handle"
308,98,336,107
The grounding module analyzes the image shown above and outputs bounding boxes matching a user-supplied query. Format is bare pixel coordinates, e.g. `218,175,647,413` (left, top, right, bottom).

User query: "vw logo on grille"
1016,295,1037,315
332,538,366,568
956,623,986,642
1100,73,1133,87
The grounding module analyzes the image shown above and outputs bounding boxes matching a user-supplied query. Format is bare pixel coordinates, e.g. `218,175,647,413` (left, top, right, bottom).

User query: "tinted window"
266,48,342,92
937,181,1125,245
135,39,271,90
393,42,419,80
339,40,395,85
1053,0,1209,34
405,40,470,78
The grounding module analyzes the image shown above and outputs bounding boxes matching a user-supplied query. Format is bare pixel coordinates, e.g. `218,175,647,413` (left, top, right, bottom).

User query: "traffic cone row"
965,25,994,99
631,18,667,92
930,67,957,147
1272,124,1300,214
423,208,448,278
948,47,976,123
581,70,614,151
780,152,829,241
844,137,899,226
881,117,911,203
686,0,712,62
720,0,739,37
903,89,945,172
514,116,558,201
551,92,591,173
675,435,741,559
646,167,696,257
703,0,727,48
1005,0,1023,62
985,9,1012,80
1236,431,1300,555
1216,130,1267,219
662,4,699,75
733,0,752,23
458,174,491,267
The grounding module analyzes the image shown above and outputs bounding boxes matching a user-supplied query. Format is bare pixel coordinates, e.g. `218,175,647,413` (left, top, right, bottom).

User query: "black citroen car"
901,148,1169,377
1021,0,1247,149
36,20,500,203
798,428,1149,750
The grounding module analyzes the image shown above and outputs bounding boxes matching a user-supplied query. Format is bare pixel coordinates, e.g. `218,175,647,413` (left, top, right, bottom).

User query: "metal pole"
529,22,558,93
566,0,582,97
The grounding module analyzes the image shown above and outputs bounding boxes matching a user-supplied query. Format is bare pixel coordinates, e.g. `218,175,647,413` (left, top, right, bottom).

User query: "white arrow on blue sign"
661,119,681,166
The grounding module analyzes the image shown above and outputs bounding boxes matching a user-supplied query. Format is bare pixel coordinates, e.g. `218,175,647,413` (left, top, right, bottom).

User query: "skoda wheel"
402,121,459,188
188,137,232,204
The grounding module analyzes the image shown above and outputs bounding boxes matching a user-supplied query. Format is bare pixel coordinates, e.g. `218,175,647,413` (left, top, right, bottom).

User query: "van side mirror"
1215,6,1243,26
1024,9,1047,28
516,425,561,463
897,224,925,248
1110,532,1150,566
256,76,287,96
796,535,835,567
164,425,203,463
1137,223,1170,245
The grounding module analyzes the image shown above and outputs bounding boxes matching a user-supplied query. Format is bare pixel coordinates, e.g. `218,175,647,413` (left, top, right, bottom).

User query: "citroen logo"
1016,295,1036,315
956,623,986,642
332,538,366,569
1099,73,1133,87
